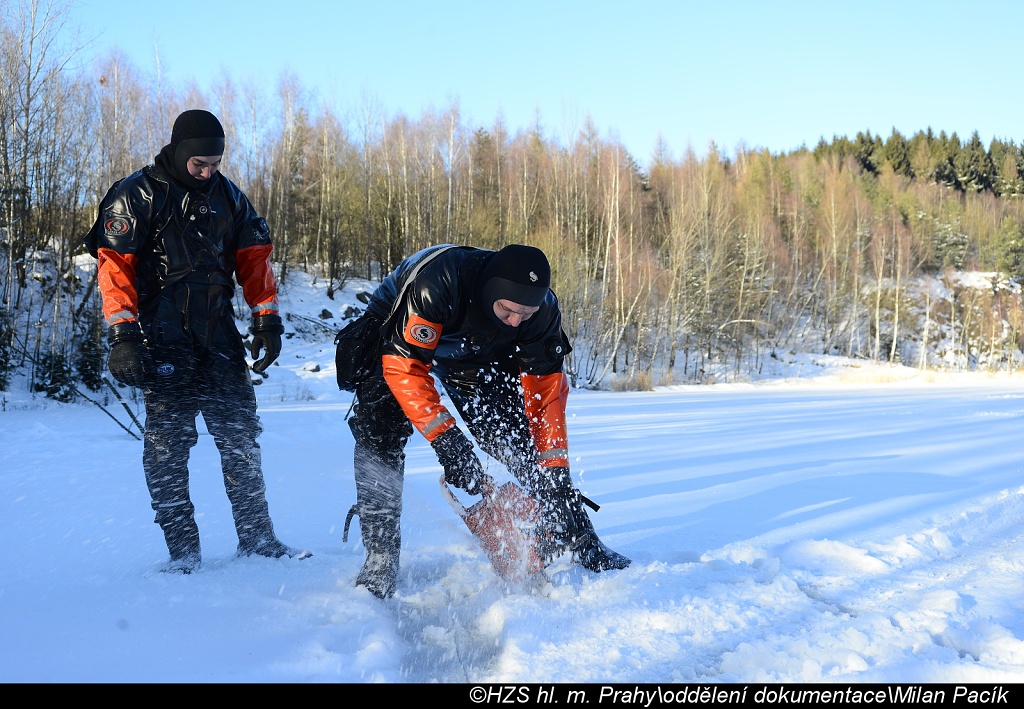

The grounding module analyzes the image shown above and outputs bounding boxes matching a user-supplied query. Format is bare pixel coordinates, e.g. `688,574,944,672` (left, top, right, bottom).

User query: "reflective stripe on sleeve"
537,448,568,462
105,310,137,328
422,411,454,439
251,301,279,316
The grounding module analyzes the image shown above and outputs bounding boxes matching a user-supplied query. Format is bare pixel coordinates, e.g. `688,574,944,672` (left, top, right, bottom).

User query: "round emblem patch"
156,363,175,376
410,323,438,345
103,218,130,237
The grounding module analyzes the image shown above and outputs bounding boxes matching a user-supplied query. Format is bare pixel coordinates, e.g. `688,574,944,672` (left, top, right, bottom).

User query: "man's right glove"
431,427,487,495
107,322,150,388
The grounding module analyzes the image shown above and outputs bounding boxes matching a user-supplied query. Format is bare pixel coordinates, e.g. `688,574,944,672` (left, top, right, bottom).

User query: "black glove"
106,322,150,388
250,314,284,373
432,427,486,495
538,466,587,544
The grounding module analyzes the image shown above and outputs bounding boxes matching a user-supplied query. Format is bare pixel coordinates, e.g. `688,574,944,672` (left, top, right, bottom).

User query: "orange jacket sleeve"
235,243,279,316
381,354,456,443
521,371,570,468
96,247,141,327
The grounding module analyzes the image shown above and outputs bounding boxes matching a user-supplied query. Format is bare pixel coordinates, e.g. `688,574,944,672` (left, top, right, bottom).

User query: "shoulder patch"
251,216,270,242
403,313,442,350
103,216,131,238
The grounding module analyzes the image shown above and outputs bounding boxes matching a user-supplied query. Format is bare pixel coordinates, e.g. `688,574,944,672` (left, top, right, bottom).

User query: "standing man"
87,109,306,573
345,243,630,599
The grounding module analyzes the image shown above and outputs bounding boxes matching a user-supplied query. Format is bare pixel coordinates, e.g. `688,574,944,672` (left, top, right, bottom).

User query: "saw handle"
439,474,496,517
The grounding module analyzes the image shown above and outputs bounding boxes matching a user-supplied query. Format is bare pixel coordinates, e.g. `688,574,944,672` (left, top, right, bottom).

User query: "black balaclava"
156,109,225,191
478,245,551,328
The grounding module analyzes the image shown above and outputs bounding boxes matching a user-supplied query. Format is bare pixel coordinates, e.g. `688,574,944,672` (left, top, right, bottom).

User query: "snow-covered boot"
346,506,401,599
160,551,202,575
356,550,400,599
155,501,202,574
541,471,631,572
237,533,312,559
572,521,632,572
559,500,631,571
235,511,310,558
227,456,311,559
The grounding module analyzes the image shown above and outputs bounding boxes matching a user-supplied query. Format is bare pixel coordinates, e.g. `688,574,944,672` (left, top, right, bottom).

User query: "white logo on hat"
529,271,538,282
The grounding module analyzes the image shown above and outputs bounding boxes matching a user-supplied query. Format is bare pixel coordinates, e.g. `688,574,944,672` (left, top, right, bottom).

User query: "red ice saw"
439,476,547,582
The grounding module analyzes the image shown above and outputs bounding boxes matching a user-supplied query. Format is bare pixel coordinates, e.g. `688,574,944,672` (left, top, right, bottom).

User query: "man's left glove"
250,314,284,373
432,427,487,495
107,322,151,388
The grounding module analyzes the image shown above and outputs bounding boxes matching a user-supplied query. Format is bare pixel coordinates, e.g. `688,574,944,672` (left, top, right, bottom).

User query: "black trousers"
141,338,274,550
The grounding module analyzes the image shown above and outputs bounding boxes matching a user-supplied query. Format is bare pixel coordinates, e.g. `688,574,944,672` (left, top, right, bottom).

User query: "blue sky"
71,0,1023,163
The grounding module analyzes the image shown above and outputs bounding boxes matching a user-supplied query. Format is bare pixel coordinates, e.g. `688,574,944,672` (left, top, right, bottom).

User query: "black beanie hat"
167,110,225,189
171,109,225,157
479,244,551,308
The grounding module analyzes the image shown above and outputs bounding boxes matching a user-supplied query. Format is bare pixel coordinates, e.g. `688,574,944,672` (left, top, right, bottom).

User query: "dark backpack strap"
380,244,464,334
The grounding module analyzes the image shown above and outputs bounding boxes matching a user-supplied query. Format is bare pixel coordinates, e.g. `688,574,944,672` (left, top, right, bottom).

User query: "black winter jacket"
88,161,278,351
368,244,570,377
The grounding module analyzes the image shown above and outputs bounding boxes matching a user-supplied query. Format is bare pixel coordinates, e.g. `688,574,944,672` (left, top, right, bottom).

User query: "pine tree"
33,351,77,403
75,315,106,392
853,131,883,174
953,131,994,192
996,216,1024,277
991,139,1024,197
932,132,959,188
909,129,937,182
884,128,911,178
